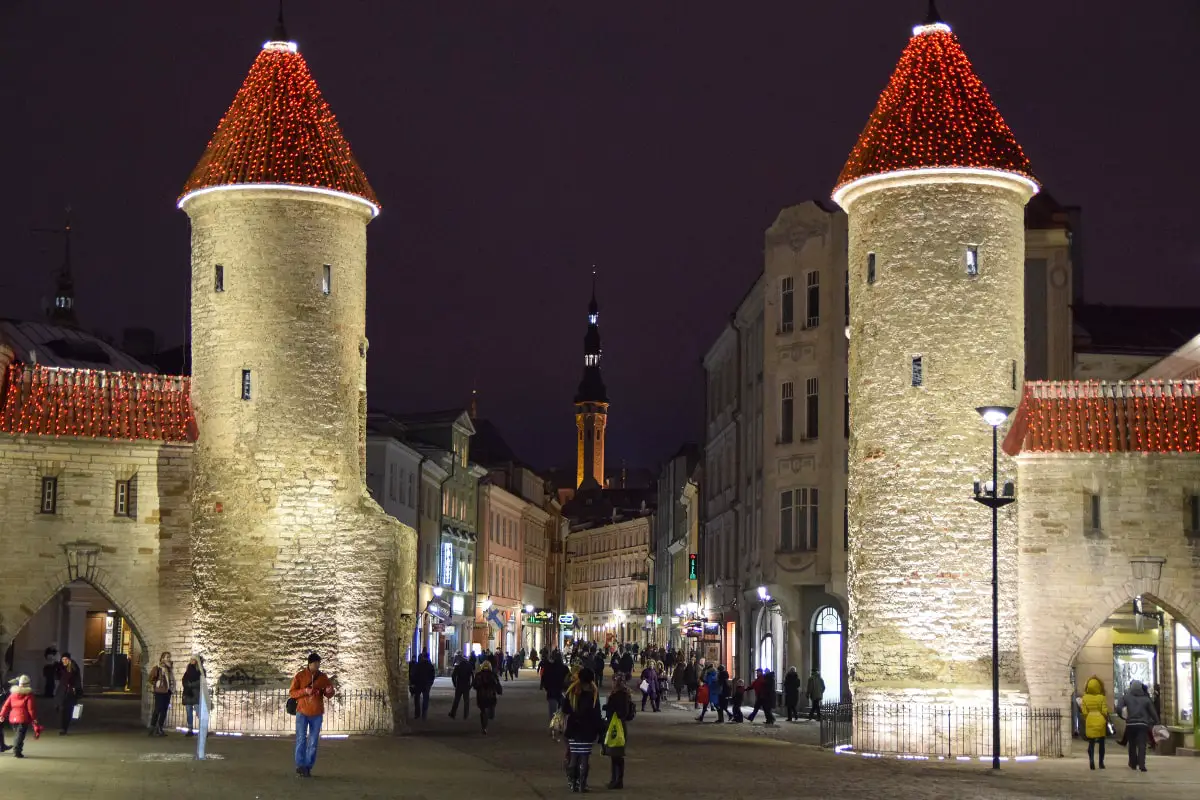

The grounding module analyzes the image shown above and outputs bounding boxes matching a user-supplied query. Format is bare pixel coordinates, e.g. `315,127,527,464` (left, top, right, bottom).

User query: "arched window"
815,606,842,632
811,605,843,703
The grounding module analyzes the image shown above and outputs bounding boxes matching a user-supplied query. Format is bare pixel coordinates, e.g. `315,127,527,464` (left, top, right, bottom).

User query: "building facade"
479,483,527,654
565,517,652,645
653,445,700,649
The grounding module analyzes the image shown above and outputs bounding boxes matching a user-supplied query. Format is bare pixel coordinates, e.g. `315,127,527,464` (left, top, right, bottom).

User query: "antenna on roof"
272,0,288,42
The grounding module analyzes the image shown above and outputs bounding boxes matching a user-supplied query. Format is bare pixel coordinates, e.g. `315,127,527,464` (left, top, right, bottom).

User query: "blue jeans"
186,704,197,731
416,689,430,719
295,713,323,769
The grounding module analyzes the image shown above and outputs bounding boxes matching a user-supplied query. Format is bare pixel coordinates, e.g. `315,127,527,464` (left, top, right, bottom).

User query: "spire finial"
272,0,288,42
588,268,598,317
925,0,944,25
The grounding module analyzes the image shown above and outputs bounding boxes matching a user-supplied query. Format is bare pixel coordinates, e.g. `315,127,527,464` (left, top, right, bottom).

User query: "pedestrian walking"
603,674,635,790
730,678,746,723
541,652,569,720
671,661,686,702
0,676,40,758
288,652,335,778
784,666,802,722
148,652,175,736
411,650,435,720
449,655,474,720
1077,676,1110,770
747,669,765,722
684,659,699,705
54,653,81,735
182,657,202,736
472,660,502,735
760,668,777,725
619,649,634,680
1116,679,1158,772
563,666,602,793
806,668,825,720
696,666,724,722
639,663,660,712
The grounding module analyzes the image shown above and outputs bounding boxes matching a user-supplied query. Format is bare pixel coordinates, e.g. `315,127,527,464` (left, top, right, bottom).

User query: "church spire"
35,208,77,327
576,269,606,402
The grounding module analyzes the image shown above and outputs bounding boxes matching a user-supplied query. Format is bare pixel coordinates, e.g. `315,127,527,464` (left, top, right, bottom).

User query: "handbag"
603,715,626,749
639,680,650,693
549,709,567,740
71,702,83,720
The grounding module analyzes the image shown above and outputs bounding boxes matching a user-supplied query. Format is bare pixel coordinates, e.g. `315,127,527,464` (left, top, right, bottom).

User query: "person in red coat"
0,675,41,758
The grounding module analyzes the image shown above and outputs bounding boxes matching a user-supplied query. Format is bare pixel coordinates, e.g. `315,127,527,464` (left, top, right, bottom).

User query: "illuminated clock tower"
575,277,608,490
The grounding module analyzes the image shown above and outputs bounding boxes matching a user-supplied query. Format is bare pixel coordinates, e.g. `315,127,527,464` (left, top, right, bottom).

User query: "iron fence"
155,688,392,735
819,702,1062,758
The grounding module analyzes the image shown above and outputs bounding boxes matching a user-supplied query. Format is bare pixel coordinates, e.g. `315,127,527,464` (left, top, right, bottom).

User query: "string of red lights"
0,363,196,443
180,45,378,207
1011,381,1200,454
836,27,1035,191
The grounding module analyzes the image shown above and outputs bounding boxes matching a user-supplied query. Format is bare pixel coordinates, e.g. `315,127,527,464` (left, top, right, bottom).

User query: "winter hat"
17,675,30,688
306,652,321,664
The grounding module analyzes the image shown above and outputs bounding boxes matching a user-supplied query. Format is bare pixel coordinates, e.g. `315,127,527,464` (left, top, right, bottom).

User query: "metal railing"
157,688,392,735
820,702,1062,758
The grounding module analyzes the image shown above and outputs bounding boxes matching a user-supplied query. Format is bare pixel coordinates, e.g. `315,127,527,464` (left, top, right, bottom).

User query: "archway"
812,605,844,703
1067,594,1200,740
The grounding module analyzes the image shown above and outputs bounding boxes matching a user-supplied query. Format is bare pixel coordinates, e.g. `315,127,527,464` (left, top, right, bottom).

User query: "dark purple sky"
2,2,1197,471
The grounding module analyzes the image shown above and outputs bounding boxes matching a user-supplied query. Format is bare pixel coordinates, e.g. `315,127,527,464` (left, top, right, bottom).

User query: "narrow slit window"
1190,494,1200,533
40,476,58,514
1011,360,1018,390
214,264,224,292
1089,492,1102,531
241,369,252,400
911,356,924,387
966,246,979,276
322,264,331,295
867,252,877,285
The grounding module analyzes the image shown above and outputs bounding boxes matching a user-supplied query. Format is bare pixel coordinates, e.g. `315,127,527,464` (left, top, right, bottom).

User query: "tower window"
40,476,58,515
805,271,820,329
805,377,819,440
322,264,332,295
1088,492,1102,532
241,369,252,400
911,356,924,387
867,252,877,285
1011,360,1018,390
780,276,794,333
780,381,794,444
844,271,850,326
114,476,137,519
214,264,224,292
966,246,979,276
1189,494,1200,534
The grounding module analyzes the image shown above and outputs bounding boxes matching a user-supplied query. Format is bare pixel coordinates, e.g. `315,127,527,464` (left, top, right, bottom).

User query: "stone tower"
575,276,609,489
833,5,1038,722
178,20,416,728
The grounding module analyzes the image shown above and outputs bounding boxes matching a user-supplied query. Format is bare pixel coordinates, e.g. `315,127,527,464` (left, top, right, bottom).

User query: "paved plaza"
2,673,1199,799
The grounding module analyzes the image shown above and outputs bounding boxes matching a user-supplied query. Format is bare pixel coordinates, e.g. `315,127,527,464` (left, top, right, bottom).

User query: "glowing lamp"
977,406,1014,428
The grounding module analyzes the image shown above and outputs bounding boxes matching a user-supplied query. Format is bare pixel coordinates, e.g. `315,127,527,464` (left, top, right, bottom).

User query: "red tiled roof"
835,24,1035,193
1002,381,1200,456
180,44,378,209
0,363,196,443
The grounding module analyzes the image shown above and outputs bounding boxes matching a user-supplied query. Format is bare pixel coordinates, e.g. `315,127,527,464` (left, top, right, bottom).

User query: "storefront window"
1176,623,1199,726
1113,644,1156,701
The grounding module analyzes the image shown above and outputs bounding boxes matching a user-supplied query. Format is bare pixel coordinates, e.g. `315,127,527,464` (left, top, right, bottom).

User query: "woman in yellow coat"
1078,676,1110,770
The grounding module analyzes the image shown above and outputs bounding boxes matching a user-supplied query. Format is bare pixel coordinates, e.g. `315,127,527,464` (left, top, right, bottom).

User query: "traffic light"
688,553,697,581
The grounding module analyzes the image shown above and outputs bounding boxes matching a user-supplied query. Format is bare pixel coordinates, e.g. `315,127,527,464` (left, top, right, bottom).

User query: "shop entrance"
812,606,843,703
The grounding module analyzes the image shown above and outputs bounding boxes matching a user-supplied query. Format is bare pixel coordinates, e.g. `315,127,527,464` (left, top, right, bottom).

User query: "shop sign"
523,611,554,625
684,621,704,638
441,541,455,587
426,598,452,622
558,613,576,627
432,623,446,633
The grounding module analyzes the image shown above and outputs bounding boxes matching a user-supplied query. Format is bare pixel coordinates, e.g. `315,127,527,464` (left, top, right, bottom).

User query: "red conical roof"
180,42,379,212
834,22,1036,198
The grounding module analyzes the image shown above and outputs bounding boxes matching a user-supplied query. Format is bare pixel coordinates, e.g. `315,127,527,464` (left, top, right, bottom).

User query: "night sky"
2,2,1197,472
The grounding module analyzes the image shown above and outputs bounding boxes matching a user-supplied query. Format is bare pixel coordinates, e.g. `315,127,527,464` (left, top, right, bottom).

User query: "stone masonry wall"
185,188,416,730
844,174,1030,705
0,434,193,666
1017,452,1200,747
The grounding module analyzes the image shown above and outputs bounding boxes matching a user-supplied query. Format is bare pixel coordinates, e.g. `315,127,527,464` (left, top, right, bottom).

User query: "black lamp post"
972,405,1015,770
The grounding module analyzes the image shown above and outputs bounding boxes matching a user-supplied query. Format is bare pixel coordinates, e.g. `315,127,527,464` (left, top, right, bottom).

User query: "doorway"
812,606,843,703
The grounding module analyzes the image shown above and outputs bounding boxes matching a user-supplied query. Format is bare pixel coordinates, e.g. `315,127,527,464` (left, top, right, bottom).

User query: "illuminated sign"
558,613,576,626
451,594,465,616
441,541,455,587
688,554,697,581
523,611,555,625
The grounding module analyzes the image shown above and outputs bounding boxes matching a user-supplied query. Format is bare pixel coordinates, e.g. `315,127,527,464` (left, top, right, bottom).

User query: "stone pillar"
65,595,90,684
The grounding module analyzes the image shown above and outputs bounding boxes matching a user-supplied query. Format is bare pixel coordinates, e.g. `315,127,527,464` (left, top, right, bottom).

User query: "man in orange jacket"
289,652,335,778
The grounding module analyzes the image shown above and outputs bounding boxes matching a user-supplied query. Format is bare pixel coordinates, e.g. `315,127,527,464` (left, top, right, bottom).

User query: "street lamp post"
972,405,1015,771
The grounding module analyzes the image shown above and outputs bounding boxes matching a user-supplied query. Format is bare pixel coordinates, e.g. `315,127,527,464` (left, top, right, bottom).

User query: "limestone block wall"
0,435,193,664
1016,452,1200,741
184,188,416,730
843,174,1030,703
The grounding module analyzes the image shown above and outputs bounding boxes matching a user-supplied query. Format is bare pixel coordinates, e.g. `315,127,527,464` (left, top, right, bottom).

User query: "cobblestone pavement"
2,673,1198,799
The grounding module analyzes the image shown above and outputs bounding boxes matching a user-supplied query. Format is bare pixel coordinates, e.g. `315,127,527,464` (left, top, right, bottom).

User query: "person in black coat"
181,657,202,736
540,653,569,720
603,674,635,789
410,651,435,720
760,668,777,725
592,651,606,688
619,650,635,680
563,667,603,793
783,666,802,722
449,656,474,720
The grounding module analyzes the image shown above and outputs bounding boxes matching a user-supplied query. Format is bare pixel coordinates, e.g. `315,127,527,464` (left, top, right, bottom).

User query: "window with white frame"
115,476,137,519
805,270,820,328
40,476,58,515
780,276,795,333
780,487,818,551
780,381,794,443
